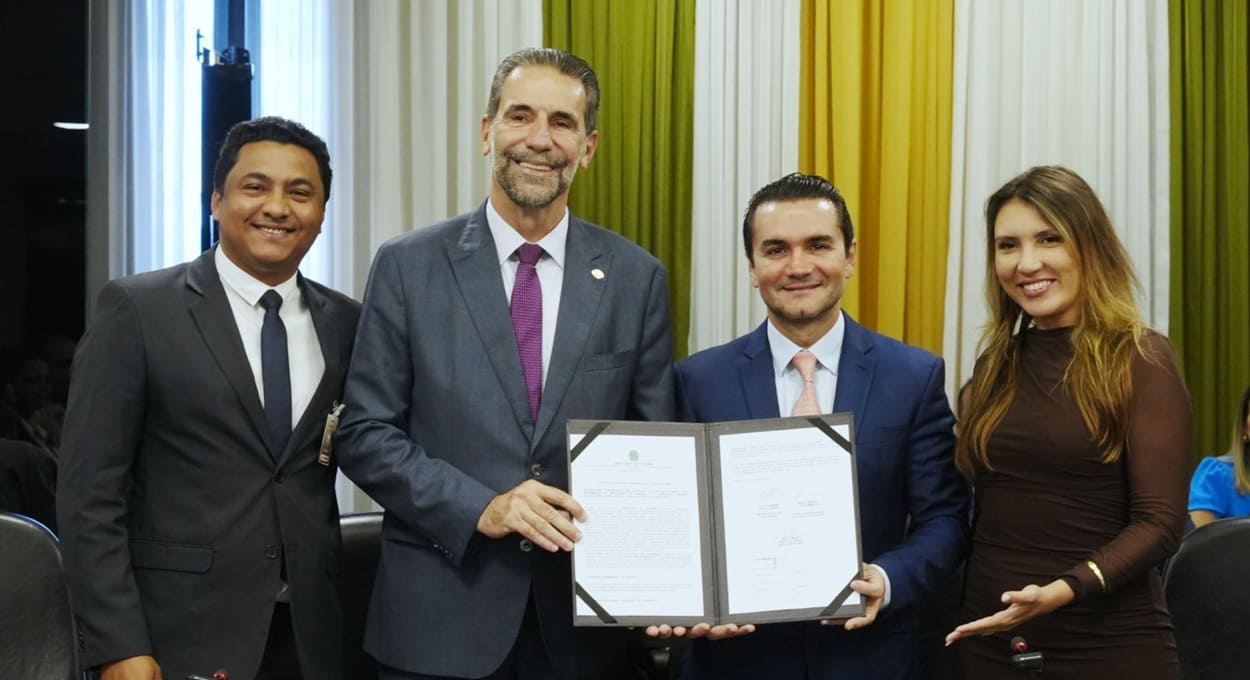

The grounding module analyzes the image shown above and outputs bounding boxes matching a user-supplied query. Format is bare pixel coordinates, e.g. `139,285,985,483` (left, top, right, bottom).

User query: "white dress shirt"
767,312,844,416
486,198,567,387
216,247,325,432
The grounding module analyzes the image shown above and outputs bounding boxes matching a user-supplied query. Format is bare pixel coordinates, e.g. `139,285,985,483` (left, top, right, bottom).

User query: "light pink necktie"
790,349,822,416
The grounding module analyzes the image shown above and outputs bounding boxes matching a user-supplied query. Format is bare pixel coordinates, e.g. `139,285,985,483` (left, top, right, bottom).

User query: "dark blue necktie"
260,290,291,453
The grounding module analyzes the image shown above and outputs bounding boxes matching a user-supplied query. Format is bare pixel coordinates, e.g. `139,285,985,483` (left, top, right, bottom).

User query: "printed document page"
571,432,706,618
716,424,860,615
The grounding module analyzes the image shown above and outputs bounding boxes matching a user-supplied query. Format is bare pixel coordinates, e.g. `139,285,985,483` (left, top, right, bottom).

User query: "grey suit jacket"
336,203,676,677
57,248,360,680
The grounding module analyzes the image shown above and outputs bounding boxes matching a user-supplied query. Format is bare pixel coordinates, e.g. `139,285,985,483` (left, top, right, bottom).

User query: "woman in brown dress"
946,166,1191,678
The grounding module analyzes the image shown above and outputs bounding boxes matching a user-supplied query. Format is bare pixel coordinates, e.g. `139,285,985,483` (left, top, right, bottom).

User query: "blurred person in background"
1188,385,1250,528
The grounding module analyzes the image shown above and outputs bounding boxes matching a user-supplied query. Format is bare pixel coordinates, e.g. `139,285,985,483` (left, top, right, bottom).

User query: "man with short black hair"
666,172,969,679
59,116,359,680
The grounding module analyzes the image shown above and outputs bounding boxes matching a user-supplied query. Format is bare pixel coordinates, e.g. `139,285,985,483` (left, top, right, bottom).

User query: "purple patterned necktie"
511,243,544,422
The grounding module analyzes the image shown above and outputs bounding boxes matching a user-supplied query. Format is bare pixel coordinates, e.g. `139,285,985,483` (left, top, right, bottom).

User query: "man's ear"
481,115,492,156
579,130,599,169
844,239,857,278
210,190,222,220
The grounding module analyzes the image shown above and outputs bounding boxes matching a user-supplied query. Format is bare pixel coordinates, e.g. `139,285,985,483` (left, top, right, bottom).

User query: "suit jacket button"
265,545,280,559
519,538,534,552
530,463,543,479
274,471,285,483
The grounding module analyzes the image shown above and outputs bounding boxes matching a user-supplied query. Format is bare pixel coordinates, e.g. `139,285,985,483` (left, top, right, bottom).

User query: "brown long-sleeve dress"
955,327,1191,679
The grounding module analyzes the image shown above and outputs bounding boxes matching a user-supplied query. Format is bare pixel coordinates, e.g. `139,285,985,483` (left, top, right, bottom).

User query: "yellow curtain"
544,0,696,358
799,0,954,353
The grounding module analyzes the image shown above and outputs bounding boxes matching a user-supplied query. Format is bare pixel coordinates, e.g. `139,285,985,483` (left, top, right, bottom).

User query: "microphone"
1010,636,1043,675
186,671,229,680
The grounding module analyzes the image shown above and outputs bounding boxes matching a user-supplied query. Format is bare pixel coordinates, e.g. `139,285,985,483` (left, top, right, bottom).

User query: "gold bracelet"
1086,560,1107,592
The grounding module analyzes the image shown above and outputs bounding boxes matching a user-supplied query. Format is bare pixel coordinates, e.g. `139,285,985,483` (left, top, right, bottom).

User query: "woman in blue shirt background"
1189,385,1250,527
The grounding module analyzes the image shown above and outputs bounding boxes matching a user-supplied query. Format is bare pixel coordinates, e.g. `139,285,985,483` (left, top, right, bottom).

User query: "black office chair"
0,511,78,680
339,512,383,680
1164,516,1250,680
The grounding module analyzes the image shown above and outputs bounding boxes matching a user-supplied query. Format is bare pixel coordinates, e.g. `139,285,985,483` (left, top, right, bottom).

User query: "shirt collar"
485,197,569,269
767,310,845,378
215,245,299,307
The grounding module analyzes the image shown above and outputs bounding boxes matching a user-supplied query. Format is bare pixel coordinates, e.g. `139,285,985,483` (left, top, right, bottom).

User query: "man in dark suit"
57,117,360,680
335,48,675,680
666,173,969,679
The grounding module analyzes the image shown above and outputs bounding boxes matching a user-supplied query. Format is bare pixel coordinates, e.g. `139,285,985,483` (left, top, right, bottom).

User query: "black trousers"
86,603,303,680
379,592,627,680
256,602,302,680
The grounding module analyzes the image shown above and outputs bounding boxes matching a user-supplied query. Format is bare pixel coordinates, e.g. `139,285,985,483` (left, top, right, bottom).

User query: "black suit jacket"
57,248,360,679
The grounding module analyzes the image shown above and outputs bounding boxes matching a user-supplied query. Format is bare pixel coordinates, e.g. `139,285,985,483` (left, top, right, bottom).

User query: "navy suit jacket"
335,203,675,677
674,316,969,680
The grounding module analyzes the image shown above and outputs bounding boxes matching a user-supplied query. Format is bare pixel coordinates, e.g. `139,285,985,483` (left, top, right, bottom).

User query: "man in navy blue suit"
665,173,969,679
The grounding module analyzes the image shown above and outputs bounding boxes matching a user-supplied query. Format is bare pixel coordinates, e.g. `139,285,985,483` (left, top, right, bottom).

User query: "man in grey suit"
336,48,676,680
58,117,360,680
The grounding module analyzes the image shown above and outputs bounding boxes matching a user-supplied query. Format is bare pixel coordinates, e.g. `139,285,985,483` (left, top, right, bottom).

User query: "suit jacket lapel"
277,277,346,466
532,218,607,447
447,205,533,436
740,323,781,419
833,315,874,421
185,249,276,458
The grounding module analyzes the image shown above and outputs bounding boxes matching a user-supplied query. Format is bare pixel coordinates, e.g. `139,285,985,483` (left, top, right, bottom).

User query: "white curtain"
286,0,543,511
942,0,1171,395
688,0,801,353
253,0,342,288
340,0,544,297
122,0,217,277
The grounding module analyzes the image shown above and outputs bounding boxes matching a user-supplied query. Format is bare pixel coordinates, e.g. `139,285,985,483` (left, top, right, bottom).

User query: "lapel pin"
591,268,605,280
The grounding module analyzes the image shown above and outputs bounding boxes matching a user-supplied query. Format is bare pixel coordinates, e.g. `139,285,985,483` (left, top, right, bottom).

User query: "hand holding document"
825,562,885,631
645,621,757,640
568,415,864,628
476,479,585,552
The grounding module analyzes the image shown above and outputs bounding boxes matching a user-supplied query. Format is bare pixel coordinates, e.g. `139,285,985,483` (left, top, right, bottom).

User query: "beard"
490,140,581,209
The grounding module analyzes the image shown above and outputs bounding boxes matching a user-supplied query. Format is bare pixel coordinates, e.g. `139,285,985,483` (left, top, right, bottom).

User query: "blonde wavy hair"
1233,386,1250,494
956,166,1147,476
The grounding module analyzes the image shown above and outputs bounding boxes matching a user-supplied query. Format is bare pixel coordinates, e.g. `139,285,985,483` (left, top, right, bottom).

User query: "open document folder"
567,415,864,627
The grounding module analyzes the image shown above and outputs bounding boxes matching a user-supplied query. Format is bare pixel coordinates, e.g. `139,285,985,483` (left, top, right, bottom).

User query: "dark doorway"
0,0,87,440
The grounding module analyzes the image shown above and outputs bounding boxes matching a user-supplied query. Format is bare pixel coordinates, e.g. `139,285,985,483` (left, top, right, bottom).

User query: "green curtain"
1170,0,1250,461
544,0,695,358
